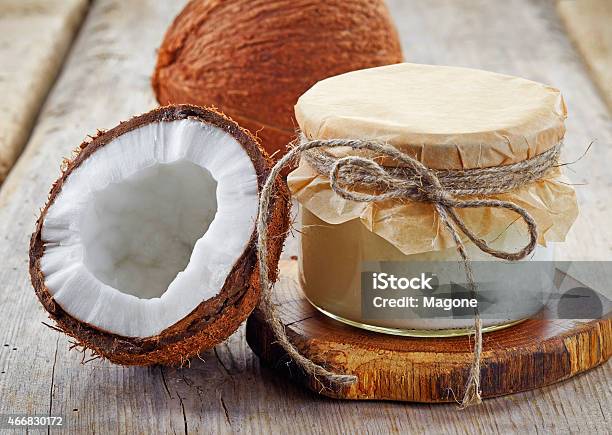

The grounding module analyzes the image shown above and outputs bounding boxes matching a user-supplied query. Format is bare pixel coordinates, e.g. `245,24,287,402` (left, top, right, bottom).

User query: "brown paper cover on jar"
288,63,578,256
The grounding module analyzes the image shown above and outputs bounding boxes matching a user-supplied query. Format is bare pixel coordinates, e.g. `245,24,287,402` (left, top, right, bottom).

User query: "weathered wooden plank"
0,0,609,433
0,0,191,433
0,0,88,183
558,0,612,112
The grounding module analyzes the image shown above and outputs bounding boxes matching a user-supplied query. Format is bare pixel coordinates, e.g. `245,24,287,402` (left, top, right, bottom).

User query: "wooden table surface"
0,0,610,433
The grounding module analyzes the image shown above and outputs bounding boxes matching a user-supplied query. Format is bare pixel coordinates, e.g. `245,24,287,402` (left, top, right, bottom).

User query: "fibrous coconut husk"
152,0,403,158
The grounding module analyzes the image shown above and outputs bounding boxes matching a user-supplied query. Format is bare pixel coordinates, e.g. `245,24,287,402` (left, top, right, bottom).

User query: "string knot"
304,137,554,262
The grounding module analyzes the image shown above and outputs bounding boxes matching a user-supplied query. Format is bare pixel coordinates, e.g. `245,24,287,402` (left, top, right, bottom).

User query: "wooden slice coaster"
246,260,611,402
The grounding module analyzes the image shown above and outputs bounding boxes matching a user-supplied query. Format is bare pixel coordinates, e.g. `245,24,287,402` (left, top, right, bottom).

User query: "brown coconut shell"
152,0,403,159
29,104,290,366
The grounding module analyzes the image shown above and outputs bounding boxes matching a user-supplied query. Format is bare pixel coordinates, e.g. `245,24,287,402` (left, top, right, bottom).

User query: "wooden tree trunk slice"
246,260,612,402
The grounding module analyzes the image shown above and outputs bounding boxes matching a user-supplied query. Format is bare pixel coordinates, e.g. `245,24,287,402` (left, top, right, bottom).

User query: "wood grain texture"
558,0,612,112
247,260,611,402
0,0,88,183
0,0,610,433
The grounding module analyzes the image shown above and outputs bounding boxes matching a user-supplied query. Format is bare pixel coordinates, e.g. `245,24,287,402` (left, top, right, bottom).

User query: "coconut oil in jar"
289,63,578,336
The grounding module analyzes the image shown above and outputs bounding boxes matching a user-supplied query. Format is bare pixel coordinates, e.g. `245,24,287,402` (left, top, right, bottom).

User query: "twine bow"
257,135,560,407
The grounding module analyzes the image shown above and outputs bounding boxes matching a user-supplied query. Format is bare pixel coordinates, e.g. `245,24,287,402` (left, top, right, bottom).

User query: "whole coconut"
152,0,403,158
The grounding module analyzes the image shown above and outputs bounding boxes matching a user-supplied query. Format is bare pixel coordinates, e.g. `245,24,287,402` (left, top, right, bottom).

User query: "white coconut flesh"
40,119,259,338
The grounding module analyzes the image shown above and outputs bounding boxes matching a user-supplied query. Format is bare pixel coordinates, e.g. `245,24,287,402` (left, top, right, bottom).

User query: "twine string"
257,135,559,406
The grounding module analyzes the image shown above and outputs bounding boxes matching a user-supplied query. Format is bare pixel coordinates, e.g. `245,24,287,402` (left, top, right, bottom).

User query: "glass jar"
288,63,578,336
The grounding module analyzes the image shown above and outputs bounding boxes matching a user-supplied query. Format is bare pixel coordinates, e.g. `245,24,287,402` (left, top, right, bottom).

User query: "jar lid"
295,63,566,170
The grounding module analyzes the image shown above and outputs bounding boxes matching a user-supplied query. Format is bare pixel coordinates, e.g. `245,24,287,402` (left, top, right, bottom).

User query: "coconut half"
29,105,289,365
